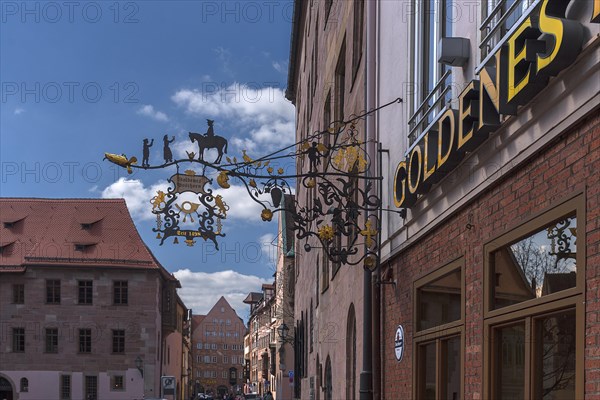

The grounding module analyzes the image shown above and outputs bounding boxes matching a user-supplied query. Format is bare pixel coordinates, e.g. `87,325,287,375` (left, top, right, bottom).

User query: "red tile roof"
0,198,173,278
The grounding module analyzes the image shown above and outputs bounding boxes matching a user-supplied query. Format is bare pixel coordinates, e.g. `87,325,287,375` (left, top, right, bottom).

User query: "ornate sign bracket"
104,98,403,268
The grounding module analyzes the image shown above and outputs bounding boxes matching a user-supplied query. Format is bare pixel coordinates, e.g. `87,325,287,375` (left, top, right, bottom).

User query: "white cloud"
272,60,288,74
173,269,271,319
14,108,25,115
101,178,169,221
171,83,295,153
137,104,169,122
213,183,273,223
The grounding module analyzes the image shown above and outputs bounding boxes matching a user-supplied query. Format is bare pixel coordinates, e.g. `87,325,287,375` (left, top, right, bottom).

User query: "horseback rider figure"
205,119,215,137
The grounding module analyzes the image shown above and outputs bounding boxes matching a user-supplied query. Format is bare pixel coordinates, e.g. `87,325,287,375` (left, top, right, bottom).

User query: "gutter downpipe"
360,1,378,400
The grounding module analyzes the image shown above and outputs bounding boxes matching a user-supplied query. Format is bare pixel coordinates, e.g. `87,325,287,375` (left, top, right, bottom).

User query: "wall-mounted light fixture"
135,356,144,377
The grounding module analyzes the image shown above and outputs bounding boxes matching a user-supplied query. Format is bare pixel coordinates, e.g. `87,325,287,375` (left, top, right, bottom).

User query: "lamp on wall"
277,323,294,345
135,356,144,377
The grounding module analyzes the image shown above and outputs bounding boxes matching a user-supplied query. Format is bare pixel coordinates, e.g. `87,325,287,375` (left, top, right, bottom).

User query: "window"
113,281,128,305
204,356,210,363
46,279,61,304
226,319,231,325
310,301,314,353
223,343,228,350
346,304,356,399
414,259,464,399
111,375,124,391
212,343,217,350
85,376,97,400
352,0,364,81
212,356,217,363
334,38,346,125
13,328,24,352
321,250,330,293
324,356,332,400
79,329,92,353
20,377,28,392
197,342,202,350
410,0,454,142
232,355,237,364
45,328,58,353
223,371,228,379
78,280,93,304
60,375,71,399
490,216,578,310
224,356,228,363
112,330,125,353
13,284,24,304
484,196,584,399
481,0,536,58
211,371,216,378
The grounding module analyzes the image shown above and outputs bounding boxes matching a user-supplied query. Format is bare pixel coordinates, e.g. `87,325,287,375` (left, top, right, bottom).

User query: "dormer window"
74,243,96,252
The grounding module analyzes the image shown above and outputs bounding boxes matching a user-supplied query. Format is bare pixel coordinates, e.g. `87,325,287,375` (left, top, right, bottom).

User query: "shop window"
485,195,584,399
416,262,462,332
490,216,577,310
414,259,464,399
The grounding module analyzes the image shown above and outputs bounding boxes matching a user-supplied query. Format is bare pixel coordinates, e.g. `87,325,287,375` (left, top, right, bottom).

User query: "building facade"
244,284,276,397
375,1,600,399
273,195,296,400
0,198,181,400
191,297,245,398
286,1,366,399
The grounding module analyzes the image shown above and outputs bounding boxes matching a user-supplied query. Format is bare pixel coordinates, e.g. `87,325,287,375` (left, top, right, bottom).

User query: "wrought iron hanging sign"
104,98,402,266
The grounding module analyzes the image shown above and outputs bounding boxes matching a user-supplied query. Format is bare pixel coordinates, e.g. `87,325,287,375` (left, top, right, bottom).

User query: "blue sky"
0,0,295,318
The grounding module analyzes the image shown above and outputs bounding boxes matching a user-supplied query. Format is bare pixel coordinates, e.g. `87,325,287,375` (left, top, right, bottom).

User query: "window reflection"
418,269,461,330
536,310,576,399
492,217,577,309
495,324,525,400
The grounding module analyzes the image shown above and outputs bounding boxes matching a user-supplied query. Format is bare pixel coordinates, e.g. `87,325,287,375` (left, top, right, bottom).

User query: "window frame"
13,284,24,304
60,374,71,400
112,329,125,354
413,258,465,400
483,194,585,319
78,280,93,305
12,327,25,353
110,375,125,391
46,279,61,304
79,328,92,353
113,281,128,305
483,194,585,399
45,327,59,353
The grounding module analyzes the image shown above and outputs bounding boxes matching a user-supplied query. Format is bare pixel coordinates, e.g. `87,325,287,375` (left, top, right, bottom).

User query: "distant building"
162,295,192,400
191,297,246,398
244,284,276,398
0,198,181,400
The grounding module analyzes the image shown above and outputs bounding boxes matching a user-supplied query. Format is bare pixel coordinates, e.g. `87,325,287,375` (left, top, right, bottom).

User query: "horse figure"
188,132,228,164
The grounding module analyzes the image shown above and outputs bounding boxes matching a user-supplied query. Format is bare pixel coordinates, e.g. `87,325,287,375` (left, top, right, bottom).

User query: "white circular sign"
394,325,405,362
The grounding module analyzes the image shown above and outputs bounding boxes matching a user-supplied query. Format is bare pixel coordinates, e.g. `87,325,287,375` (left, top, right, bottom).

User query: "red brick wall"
381,109,600,399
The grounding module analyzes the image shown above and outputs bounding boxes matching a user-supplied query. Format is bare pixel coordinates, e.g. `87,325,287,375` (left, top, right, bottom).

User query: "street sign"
162,376,176,395
394,325,405,362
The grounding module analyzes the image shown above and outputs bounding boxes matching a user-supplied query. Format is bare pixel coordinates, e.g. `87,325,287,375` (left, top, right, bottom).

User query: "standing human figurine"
142,138,154,167
163,135,175,163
